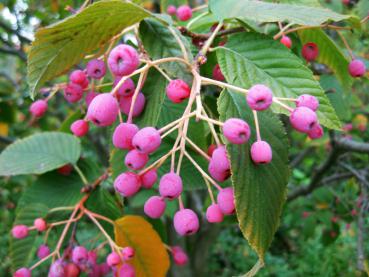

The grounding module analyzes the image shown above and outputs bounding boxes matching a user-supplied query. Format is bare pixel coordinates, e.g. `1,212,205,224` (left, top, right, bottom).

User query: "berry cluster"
166,5,193,22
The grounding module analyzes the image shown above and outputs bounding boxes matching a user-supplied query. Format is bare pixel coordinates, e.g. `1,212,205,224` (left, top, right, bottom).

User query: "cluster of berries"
166,5,192,21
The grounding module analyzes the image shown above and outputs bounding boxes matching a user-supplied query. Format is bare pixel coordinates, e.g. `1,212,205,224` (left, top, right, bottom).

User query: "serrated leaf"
216,32,340,129
218,90,289,261
0,132,81,176
114,215,170,277
27,1,152,97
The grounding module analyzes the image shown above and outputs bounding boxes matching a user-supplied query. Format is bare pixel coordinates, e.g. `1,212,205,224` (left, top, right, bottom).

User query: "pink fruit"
11,225,29,239
217,187,235,215
173,208,200,236
159,172,183,200
140,169,158,189
85,91,98,108
125,149,149,170
119,92,146,117
122,247,135,261
88,250,97,264
208,146,231,182
37,244,50,259
64,83,84,103
223,118,251,144
64,263,80,277
167,5,177,15
280,35,292,48
114,77,135,97
348,59,366,77
247,84,273,111
207,144,216,157
108,44,140,76
114,172,141,197
70,119,89,137
144,196,166,218
212,64,225,81
302,42,319,62
119,263,135,277
72,246,88,265
132,127,162,154
106,252,121,267
176,5,192,21
308,123,323,139
14,268,31,277
98,263,110,276
296,94,319,111
290,107,318,133
112,123,139,150
49,260,65,277
250,140,272,164
166,79,191,103
86,59,106,79
87,93,119,126
34,218,47,232
206,204,224,223
29,99,48,117
171,246,188,266
70,70,88,89
57,164,73,175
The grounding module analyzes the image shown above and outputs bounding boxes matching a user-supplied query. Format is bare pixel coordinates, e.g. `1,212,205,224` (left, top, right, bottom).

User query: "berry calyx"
64,83,84,103
34,218,47,232
119,92,146,117
250,140,273,164
223,118,251,144
114,172,141,197
217,187,235,215
87,93,119,126
140,168,158,189
11,225,29,239
348,59,366,77
289,107,318,133
171,246,188,266
86,59,106,79
212,64,225,81
296,94,319,111
70,119,89,137
176,5,192,21
144,196,166,218
125,149,149,170
247,84,273,111
29,100,48,117
122,246,135,261
71,246,88,265
37,244,50,259
302,42,319,62
159,172,183,200
166,79,191,103
173,208,200,236
167,5,177,15
132,127,162,154
280,35,292,49
106,252,121,267
112,123,139,150
108,44,140,77
114,77,135,97
14,267,31,277
206,204,224,223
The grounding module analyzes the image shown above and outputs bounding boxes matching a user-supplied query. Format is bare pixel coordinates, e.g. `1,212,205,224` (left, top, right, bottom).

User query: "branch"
335,137,369,154
0,46,26,61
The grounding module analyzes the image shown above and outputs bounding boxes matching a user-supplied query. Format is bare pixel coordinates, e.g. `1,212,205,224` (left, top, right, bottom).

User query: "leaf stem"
201,77,249,95
74,164,89,186
253,110,261,141
273,97,294,113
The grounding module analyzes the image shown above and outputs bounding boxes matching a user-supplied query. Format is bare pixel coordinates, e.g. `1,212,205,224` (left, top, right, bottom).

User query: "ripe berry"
49,260,65,277
125,149,149,170
119,92,146,117
29,99,48,117
247,84,273,111
290,107,318,133
57,164,73,175
207,144,216,157
122,247,135,261
132,127,162,154
159,172,183,200
302,42,319,62
14,267,31,277
85,91,98,108
280,35,292,48
114,77,135,97
112,123,139,150
208,146,231,182
167,5,176,15
250,140,272,164
217,187,235,215
174,209,199,236
212,64,225,81
176,5,192,21
140,168,158,189
87,250,97,264
11,225,29,239
108,44,140,76
144,196,166,218
119,263,135,277
223,118,251,144
308,123,323,139
98,263,110,276
70,119,89,137
64,263,80,277
70,70,88,89
64,83,84,103
106,252,121,267
114,172,141,197
166,79,191,103
72,246,88,265
87,93,119,126
296,94,319,111
37,244,50,259
206,204,224,223
171,246,188,266
86,59,106,79
34,218,47,232
348,59,366,77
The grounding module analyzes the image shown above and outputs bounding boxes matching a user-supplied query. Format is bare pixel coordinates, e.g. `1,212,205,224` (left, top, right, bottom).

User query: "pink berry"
64,83,84,103
86,59,106,79
348,59,366,77
247,84,273,111
176,5,192,21
342,0,350,5
119,263,135,277
174,208,200,236
208,162,230,182
250,140,272,164
114,172,141,197
64,263,80,277
308,123,324,139
125,149,149,170
11,225,29,239
280,35,292,49
159,172,183,200
72,246,88,265
14,268,31,277
171,246,188,266
87,93,119,126
88,250,97,264
49,260,65,277
34,218,47,232
167,5,177,15
70,120,89,137
217,187,235,215
207,144,216,157
108,44,140,76
290,107,318,133
140,168,158,189
296,94,319,111
85,91,98,108
144,196,166,218
29,99,48,117
37,244,50,259
114,77,135,97
122,247,135,261
212,64,225,81
206,204,224,223
223,118,251,144
57,164,73,175
166,79,191,103
106,252,121,267
98,263,110,276
119,92,146,117
302,42,319,62
132,127,162,154
208,146,231,182
70,70,88,88
112,123,139,150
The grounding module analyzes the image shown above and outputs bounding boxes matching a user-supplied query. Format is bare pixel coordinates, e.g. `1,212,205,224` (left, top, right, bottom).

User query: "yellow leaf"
114,215,170,277
315,202,329,209
0,122,8,136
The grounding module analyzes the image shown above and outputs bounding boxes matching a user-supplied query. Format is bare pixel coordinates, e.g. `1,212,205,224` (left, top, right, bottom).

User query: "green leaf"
0,132,81,176
209,0,351,26
218,90,289,261
27,0,152,97
216,32,340,129
265,0,322,7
